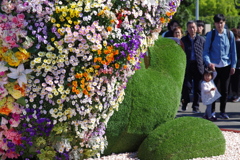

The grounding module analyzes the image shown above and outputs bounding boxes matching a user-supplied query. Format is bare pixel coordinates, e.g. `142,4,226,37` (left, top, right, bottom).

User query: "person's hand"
230,68,235,75
210,88,216,91
209,63,215,71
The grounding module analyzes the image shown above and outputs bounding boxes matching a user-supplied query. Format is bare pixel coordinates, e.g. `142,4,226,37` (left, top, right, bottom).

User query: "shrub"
104,37,186,155
138,116,226,160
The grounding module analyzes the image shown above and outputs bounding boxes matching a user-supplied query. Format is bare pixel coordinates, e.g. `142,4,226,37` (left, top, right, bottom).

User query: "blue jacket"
181,34,205,74
203,29,237,68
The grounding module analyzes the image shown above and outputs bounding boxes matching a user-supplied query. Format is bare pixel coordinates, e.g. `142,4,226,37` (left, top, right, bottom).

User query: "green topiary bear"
104,37,186,155
137,116,226,160
104,37,226,159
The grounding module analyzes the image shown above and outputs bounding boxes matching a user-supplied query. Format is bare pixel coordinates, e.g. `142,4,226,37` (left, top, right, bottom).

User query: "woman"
173,26,184,49
173,26,183,39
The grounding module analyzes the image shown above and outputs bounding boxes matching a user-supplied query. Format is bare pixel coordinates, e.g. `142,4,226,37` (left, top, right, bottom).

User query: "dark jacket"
181,34,205,74
236,40,240,69
164,30,174,37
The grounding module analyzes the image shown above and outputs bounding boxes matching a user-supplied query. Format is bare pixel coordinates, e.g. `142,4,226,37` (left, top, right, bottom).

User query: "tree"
172,0,240,30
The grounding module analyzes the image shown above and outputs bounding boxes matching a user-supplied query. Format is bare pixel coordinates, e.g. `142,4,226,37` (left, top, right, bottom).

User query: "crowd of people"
162,14,240,121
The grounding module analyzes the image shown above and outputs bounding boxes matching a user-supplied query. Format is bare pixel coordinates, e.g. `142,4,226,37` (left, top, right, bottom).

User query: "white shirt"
201,72,221,105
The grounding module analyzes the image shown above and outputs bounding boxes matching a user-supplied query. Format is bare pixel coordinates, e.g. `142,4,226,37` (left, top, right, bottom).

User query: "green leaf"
16,97,26,106
8,78,17,82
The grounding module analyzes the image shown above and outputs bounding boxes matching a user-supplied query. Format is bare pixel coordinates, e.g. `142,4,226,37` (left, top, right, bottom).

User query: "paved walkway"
176,102,240,131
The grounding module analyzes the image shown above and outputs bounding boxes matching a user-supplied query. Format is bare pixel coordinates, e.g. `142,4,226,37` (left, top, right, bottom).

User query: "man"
203,14,237,119
181,20,205,113
196,20,205,38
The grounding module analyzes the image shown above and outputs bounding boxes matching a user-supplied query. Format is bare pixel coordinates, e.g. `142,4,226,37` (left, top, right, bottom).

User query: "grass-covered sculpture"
104,37,186,154
138,116,226,160
104,37,226,159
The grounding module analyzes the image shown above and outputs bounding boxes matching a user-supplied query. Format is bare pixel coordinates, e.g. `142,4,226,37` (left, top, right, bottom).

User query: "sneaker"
192,108,201,113
181,105,187,111
202,115,208,119
207,116,217,121
219,113,229,119
233,97,240,102
211,112,216,118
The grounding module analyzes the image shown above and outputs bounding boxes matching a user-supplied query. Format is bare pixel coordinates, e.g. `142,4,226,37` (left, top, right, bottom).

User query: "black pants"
230,69,240,97
182,61,202,109
212,65,231,113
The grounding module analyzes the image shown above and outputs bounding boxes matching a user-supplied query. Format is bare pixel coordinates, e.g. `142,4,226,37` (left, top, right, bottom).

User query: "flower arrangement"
0,0,181,159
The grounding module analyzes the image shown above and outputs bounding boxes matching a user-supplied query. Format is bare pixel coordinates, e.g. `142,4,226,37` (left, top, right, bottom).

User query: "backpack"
209,29,231,50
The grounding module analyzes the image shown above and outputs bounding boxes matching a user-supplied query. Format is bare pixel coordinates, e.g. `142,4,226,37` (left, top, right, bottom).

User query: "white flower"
7,64,32,87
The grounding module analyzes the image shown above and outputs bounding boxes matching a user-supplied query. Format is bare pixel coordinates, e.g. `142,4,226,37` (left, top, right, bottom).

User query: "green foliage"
104,37,186,155
138,117,226,160
37,146,56,160
172,0,240,32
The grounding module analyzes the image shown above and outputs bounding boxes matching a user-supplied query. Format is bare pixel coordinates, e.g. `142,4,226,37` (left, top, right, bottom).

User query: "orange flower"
0,107,12,116
83,89,89,95
110,19,115,23
166,12,171,17
80,78,85,84
113,50,119,55
106,54,114,63
123,65,128,69
127,55,131,61
103,49,111,54
75,73,83,79
98,10,104,16
115,63,120,69
107,26,112,32
101,60,107,65
72,81,78,87
87,85,91,91
14,84,26,96
97,50,102,55
80,84,85,89
75,89,80,94
93,65,100,69
160,17,165,23
72,87,75,92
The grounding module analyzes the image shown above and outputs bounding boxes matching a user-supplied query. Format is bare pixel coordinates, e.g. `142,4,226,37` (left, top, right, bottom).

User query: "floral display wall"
0,0,181,159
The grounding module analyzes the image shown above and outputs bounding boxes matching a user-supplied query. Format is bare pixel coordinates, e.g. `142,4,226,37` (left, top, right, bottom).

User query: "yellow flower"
34,57,41,63
71,2,77,8
48,94,53,99
51,17,56,23
55,24,61,28
62,12,67,17
55,6,60,13
38,51,45,57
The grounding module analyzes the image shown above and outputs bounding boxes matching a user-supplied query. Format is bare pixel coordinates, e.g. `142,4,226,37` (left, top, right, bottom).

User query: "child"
201,68,221,121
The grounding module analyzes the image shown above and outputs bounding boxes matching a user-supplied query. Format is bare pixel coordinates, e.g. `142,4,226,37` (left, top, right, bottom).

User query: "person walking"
181,20,205,113
230,28,240,102
201,68,221,121
203,14,237,119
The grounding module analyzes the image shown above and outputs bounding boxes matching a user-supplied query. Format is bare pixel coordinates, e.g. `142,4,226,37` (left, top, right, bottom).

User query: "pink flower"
4,129,22,145
4,36,13,43
11,113,20,121
5,150,20,159
9,119,20,127
11,16,18,24
17,14,25,21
